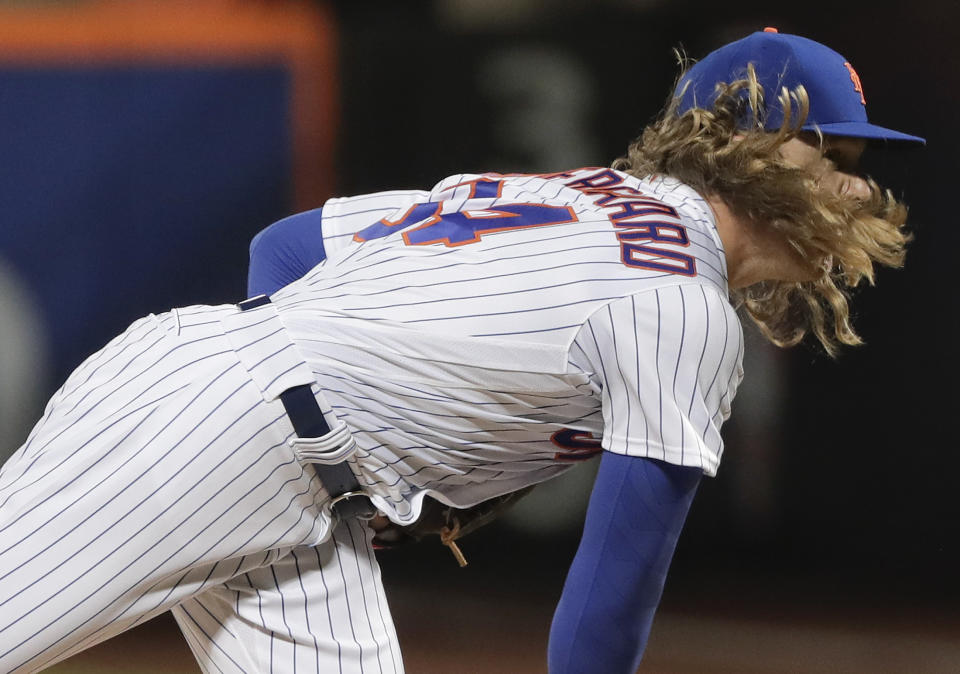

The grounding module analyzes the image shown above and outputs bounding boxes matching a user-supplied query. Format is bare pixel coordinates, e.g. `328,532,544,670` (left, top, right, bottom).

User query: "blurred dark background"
1,0,956,671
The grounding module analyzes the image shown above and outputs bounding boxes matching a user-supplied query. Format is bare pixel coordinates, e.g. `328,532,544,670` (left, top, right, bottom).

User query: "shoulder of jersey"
425,168,727,289
428,168,715,227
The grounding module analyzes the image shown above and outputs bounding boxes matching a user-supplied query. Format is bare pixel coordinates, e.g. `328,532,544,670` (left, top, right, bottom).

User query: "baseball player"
0,29,921,673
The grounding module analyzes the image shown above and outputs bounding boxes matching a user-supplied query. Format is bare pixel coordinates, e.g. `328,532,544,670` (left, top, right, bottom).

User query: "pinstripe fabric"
321,190,431,258
570,285,742,475
0,307,349,672
171,520,401,674
0,168,743,672
272,169,743,527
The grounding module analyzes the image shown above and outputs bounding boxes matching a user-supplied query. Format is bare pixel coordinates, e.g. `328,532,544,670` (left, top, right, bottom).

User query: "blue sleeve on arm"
548,452,701,674
247,207,327,297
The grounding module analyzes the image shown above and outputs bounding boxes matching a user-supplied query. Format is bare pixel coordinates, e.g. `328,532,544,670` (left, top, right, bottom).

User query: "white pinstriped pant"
0,308,403,673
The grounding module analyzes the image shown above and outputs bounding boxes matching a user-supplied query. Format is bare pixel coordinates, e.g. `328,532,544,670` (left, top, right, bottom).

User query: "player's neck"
706,196,817,290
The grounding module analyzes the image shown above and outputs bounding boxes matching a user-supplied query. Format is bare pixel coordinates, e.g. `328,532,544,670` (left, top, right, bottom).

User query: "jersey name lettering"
565,169,697,276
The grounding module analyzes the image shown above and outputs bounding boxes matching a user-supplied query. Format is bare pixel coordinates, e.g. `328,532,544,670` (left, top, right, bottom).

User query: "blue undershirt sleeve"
548,452,701,674
247,207,327,297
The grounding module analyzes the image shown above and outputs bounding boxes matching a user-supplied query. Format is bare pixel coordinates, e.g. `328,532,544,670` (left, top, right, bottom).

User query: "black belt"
239,295,375,521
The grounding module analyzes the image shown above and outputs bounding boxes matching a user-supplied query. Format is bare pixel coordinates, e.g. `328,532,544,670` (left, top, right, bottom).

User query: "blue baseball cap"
675,28,925,144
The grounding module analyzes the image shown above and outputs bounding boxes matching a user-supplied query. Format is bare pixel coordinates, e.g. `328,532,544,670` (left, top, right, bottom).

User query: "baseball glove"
369,487,535,567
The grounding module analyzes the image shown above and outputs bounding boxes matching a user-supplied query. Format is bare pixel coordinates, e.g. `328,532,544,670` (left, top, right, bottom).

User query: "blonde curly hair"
612,64,909,356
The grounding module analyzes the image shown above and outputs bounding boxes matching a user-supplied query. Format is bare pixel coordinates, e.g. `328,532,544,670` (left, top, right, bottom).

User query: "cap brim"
804,120,926,144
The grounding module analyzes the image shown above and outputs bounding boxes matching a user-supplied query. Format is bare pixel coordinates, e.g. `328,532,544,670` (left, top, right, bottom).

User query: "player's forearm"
547,452,700,673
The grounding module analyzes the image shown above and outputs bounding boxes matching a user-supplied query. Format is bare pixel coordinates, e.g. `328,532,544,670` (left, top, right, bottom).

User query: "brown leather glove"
369,487,535,567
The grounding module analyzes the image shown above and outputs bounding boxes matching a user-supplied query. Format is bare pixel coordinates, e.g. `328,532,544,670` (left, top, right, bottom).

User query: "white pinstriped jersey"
270,168,744,523
0,168,742,672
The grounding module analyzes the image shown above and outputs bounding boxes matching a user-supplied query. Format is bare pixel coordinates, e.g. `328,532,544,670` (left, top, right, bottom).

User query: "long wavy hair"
611,64,909,356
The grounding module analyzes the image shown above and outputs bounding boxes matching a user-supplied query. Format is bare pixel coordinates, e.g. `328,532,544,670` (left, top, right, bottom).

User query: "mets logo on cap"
843,62,866,105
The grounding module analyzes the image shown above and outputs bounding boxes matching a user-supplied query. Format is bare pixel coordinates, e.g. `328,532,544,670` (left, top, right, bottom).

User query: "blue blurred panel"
0,65,292,388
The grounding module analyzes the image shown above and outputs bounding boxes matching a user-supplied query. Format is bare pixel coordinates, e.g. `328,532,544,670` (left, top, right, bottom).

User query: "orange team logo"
843,62,866,105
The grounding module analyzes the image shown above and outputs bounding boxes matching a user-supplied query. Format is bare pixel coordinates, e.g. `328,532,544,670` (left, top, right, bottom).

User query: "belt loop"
238,294,272,311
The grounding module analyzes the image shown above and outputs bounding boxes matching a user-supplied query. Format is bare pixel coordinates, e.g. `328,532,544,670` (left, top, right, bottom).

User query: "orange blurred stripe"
0,0,339,209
